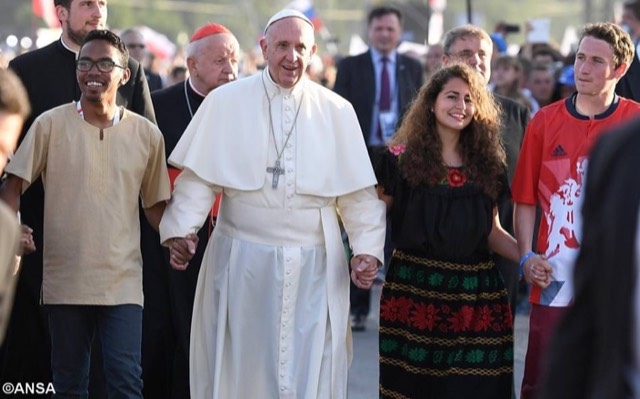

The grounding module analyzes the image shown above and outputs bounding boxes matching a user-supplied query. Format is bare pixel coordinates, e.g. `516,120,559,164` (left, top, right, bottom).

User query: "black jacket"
151,80,203,158
616,51,640,102
333,50,423,146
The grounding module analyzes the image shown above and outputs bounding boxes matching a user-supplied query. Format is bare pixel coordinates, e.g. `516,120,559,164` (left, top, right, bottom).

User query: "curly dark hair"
389,63,506,200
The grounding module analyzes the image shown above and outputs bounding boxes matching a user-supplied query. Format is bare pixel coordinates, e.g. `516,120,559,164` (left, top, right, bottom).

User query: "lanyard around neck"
76,101,121,125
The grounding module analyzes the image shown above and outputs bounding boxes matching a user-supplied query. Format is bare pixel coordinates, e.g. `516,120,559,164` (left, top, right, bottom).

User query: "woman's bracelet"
519,251,536,278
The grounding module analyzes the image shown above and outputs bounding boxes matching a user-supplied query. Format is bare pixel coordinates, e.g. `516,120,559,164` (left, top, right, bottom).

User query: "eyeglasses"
76,59,125,73
126,43,145,49
448,50,488,61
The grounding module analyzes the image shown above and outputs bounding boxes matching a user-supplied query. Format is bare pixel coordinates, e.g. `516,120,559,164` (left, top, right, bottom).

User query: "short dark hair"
367,6,402,26
81,30,129,67
170,65,187,79
0,69,30,119
54,0,72,8
531,46,562,63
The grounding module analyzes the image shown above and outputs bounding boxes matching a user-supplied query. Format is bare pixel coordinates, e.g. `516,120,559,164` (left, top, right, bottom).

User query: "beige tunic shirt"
6,103,171,306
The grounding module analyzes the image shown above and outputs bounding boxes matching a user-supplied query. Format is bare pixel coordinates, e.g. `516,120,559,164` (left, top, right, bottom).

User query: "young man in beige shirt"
0,30,170,398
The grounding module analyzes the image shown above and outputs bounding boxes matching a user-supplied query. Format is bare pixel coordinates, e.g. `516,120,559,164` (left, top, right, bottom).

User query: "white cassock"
159,68,386,399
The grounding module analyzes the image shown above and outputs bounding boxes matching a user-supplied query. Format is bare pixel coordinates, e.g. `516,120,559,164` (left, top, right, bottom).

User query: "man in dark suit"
441,25,530,322
334,5,423,331
142,23,239,399
539,116,640,399
334,5,423,160
333,6,423,331
616,0,640,101
3,0,155,393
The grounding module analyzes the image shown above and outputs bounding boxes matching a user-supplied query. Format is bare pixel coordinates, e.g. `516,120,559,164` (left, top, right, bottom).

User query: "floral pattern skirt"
379,250,513,399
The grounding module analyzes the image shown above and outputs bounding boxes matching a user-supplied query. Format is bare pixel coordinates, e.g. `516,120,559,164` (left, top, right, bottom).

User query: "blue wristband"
519,251,536,278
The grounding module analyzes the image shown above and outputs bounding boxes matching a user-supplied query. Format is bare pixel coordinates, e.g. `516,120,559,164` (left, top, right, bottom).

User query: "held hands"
13,225,35,276
523,254,553,289
350,254,380,290
20,225,35,255
168,233,199,271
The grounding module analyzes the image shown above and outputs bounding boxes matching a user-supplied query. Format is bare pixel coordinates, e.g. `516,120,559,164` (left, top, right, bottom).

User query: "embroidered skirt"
379,250,513,399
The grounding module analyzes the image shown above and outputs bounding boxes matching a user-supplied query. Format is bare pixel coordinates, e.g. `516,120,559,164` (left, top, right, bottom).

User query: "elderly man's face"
260,17,317,89
189,33,240,94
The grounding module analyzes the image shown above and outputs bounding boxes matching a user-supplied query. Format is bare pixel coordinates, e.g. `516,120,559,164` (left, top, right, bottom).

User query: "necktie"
380,57,391,111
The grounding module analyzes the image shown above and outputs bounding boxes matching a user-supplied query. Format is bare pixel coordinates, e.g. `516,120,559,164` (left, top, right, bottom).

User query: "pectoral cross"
266,159,285,189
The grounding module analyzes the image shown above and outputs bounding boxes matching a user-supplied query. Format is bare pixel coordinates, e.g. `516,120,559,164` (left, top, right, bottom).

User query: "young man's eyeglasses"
76,59,125,73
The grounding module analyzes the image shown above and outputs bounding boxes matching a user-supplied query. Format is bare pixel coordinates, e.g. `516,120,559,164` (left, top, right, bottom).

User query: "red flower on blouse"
389,144,406,156
446,168,467,187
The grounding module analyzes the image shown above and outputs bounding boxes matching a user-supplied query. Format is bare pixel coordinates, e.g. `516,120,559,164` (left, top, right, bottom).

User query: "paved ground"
348,283,529,398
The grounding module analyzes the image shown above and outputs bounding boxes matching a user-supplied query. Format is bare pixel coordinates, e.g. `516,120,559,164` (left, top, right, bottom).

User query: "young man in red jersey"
512,22,640,399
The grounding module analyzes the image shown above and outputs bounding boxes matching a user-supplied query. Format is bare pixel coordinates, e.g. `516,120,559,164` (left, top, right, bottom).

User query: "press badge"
379,111,397,141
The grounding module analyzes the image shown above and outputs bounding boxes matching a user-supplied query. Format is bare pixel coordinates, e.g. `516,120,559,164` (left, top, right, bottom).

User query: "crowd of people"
0,0,639,398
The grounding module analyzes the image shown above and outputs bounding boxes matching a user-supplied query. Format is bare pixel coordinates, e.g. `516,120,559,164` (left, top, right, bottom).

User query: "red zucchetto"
190,23,231,43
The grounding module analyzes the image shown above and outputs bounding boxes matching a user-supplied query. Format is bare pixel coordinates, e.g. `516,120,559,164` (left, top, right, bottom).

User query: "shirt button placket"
278,248,300,398
284,94,296,207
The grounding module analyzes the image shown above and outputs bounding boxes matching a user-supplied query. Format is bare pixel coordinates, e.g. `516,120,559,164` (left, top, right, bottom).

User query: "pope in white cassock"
159,9,387,399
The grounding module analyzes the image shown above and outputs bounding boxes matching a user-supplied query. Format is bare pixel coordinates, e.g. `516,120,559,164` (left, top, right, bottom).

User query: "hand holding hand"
350,254,380,289
20,225,35,255
169,233,199,271
524,254,552,289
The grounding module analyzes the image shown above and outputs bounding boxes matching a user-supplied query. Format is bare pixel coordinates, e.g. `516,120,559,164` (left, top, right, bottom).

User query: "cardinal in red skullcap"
140,21,239,399
190,23,231,43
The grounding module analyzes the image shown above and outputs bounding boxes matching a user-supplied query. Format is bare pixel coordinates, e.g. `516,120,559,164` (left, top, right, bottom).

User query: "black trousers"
141,218,209,399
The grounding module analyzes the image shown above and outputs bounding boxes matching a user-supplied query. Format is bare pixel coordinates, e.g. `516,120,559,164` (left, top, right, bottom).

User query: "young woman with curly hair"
376,63,521,399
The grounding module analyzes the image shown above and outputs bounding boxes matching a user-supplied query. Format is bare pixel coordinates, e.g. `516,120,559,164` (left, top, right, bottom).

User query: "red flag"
33,0,61,28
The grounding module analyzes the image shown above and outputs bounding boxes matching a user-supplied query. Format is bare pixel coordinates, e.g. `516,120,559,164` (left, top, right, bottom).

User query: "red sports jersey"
512,94,640,306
